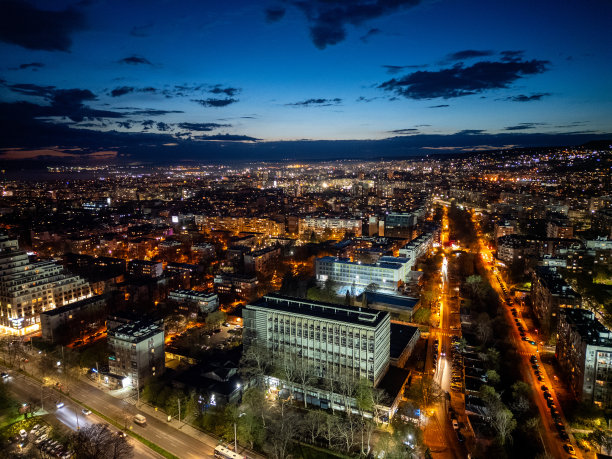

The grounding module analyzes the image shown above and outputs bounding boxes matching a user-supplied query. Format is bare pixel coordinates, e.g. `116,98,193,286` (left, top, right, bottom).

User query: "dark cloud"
415,124,431,127
141,120,154,129
118,55,153,65
356,96,381,103
156,122,171,131
265,6,285,22
177,122,231,131
500,50,525,62
110,86,134,97
455,129,486,135
192,98,238,107
126,108,183,116
504,122,546,131
116,121,133,129
429,104,449,108
194,134,259,142
382,64,427,74
379,58,549,99
444,50,494,62
0,0,85,51
360,28,381,43
8,83,56,98
17,62,45,70
209,85,241,97
387,128,419,134
506,93,550,102
286,98,342,107
289,0,422,49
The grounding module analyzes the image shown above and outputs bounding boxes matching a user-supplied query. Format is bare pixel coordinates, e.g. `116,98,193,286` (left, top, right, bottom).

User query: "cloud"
504,122,547,131
177,122,231,131
156,122,171,132
506,93,550,102
429,104,449,108
444,50,494,62
387,128,419,135
500,50,524,62
116,121,133,129
356,96,381,103
0,0,85,51
360,28,381,43
382,64,427,74
209,85,241,97
287,0,423,49
455,129,486,135
118,55,153,65
16,62,45,70
192,98,238,107
265,6,285,22
110,86,134,97
379,58,549,99
125,108,183,116
194,134,259,142
286,98,342,107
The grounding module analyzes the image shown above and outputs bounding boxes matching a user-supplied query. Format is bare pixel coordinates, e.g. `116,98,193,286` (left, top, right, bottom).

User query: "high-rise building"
0,235,91,334
556,309,612,408
243,293,390,385
108,320,165,387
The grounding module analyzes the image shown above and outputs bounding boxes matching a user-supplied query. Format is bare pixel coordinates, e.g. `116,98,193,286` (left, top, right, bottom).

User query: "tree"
70,424,133,459
302,410,325,443
237,411,265,450
476,313,492,344
485,369,500,386
240,342,272,387
365,282,379,293
206,310,227,329
294,357,315,408
492,406,516,445
264,410,300,459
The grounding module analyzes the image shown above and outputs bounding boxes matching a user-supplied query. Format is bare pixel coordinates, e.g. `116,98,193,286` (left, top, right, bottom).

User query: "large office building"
0,235,92,334
108,320,165,386
556,309,612,408
243,293,391,386
315,256,412,293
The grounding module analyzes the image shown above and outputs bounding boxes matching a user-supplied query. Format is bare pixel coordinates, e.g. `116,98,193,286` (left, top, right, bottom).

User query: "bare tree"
491,405,516,445
264,409,300,459
239,342,271,387
71,424,133,459
294,356,315,407
320,412,340,449
302,410,325,443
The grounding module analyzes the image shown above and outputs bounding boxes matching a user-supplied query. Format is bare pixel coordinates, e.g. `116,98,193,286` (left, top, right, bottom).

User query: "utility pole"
234,422,237,453
178,398,181,423
137,377,140,406
96,362,100,385
40,385,43,411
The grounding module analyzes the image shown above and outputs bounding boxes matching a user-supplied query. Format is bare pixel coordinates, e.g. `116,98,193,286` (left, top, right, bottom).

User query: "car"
551,408,559,417
30,424,41,435
56,401,64,408
541,385,548,391
452,419,459,430
116,431,127,438
34,434,48,445
19,429,27,439
133,414,147,426
1,372,8,378
543,391,552,398
456,431,465,442
521,336,528,341
547,399,555,408
537,375,544,381
529,340,537,345
532,364,539,369
560,431,570,441
530,355,537,362
82,408,91,415
563,443,576,455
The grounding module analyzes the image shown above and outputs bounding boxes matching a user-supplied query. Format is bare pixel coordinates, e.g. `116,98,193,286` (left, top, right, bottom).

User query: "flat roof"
247,293,389,328
390,323,420,359
42,294,108,317
108,320,163,342
360,292,419,310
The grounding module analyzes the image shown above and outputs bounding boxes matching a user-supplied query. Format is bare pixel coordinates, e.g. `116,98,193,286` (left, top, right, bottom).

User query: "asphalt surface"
1,369,161,459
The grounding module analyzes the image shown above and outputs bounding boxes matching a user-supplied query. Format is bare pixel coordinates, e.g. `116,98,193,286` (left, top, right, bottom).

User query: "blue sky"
0,0,611,161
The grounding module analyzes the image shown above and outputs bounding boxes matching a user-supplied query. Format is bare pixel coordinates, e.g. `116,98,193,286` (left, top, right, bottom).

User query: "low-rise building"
127,259,163,278
556,309,612,408
40,294,108,343
168,289,219,316
214,273,258,301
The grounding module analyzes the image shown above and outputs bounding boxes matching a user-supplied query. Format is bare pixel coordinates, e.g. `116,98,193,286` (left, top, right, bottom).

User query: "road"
424,207,469,459
2,369,160,459
472,215,582,459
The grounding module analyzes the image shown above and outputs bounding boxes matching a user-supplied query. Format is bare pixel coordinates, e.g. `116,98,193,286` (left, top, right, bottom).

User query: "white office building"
243,293,390,385
315,256,411,293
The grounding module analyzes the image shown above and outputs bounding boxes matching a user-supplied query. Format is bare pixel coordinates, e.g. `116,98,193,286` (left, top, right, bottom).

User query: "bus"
213,445,245,459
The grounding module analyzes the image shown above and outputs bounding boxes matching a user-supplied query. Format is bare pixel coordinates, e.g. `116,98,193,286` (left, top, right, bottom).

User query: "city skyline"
1,0,612,162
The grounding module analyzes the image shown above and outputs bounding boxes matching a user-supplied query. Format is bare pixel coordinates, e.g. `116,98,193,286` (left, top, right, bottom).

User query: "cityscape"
0,2,611,459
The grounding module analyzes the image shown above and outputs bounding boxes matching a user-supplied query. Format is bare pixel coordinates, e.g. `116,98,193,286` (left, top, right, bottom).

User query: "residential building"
127,259,163,278
108,320,165,386
213,273,258,301
0,235,91,334
244,246,281,273
556,309,612,408
298,217,362,239
531,267,581,335
40,294,108,343
168,289,219,315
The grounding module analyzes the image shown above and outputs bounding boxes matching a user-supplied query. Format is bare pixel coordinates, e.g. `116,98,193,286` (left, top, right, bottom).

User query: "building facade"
0,235,91,334
243,293,391,386
108,320,165,386
531,267,581,336
40,294,108,342
556,309,612,408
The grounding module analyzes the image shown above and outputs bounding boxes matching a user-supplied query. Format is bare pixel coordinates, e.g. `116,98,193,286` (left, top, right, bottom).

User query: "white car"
34,434,48,445
82,408,92,415
56,401,64,409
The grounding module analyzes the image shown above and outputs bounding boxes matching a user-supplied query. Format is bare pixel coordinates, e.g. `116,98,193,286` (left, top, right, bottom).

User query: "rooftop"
248,293,389,328
561,308,612,347
390,323,419,359
108,320,164,343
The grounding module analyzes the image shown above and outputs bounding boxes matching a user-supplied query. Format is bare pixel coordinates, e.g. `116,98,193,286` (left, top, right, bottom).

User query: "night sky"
1,0,611,162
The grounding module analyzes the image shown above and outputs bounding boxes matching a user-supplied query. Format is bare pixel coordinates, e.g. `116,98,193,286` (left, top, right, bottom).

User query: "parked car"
452,420,459,430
